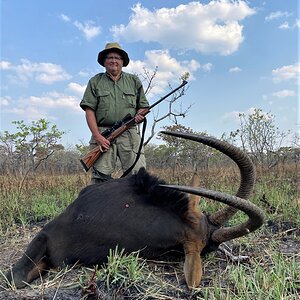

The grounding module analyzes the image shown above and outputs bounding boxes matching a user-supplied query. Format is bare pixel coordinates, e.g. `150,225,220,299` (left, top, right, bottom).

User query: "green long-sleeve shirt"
80,72,149,126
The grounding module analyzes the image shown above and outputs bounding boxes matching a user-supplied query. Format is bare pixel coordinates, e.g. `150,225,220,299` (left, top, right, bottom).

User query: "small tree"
0,119,65,174
230,108,290,168
144,143,174,169
159,124,212,174
0,119,65,193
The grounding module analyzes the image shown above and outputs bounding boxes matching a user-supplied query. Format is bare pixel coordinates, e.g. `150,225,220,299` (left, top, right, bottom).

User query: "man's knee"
91,168,113,184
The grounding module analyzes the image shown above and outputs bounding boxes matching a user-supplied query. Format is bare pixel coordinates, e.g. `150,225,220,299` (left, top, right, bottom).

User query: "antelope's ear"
189,173,201,211
184,252,202,288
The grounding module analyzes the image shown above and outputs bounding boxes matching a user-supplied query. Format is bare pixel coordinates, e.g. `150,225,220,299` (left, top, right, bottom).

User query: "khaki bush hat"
97,42,130,67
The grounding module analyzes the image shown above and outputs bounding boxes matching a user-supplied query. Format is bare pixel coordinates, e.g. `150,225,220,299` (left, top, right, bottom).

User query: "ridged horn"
159,185,265,243
160,131,256,226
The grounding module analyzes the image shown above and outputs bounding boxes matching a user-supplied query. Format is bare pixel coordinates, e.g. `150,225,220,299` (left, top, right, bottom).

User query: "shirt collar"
105,71,123,81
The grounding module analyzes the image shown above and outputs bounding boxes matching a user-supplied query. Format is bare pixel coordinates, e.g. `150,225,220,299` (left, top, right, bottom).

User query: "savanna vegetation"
0,108,299,299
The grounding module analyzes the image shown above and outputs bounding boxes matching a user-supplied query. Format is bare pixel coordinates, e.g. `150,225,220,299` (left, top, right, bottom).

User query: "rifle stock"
80,108,149,171
80,146,102,172
80,80,188,171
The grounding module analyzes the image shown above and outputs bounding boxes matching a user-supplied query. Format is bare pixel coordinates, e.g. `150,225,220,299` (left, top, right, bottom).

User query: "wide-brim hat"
97,42,130,67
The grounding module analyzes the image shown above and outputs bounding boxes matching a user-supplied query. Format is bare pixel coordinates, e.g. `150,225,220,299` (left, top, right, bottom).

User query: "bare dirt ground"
0,221,299,300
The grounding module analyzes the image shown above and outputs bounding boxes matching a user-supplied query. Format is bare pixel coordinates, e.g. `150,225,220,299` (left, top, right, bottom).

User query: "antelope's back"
43,168,190,265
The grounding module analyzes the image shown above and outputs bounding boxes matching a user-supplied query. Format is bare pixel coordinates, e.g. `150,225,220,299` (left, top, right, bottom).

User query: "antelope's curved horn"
159,185,265,243
160,131,255,226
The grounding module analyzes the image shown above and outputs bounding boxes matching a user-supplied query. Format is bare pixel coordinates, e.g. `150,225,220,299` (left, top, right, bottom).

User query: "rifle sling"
121,118,147,178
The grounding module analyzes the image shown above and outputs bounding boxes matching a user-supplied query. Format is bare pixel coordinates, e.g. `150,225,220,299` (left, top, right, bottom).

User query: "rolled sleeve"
80,79,98,111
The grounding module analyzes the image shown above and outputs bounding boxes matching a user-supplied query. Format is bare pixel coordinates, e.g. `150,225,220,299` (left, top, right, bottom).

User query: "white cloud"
279,19,300,30
3,92,81,121
0,61,12,70
272,89,295,98
265,11,291,22
35,64,72,84
60,14,71,22
6,106,48,121
67,82,86,95
59,14,101,41
222,110,242,123
222,107,264,123
279,21,290,29
78,70,90,77
126,49,200,98
73,20,101,41
201,63,213,72
272,63,299,83
229,67,242,73
111,1,255,55
28,92,80,111
0,96,11,106
265,11,299,31
1,59,71,84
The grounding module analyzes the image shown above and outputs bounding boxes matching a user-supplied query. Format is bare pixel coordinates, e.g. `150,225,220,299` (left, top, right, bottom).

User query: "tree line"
0,108,299,177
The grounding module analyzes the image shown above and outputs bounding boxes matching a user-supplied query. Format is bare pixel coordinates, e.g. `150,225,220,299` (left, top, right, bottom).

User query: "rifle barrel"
149,80,188,110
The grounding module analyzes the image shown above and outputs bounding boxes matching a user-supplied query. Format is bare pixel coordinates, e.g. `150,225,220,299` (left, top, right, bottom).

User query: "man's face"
104,51,124,75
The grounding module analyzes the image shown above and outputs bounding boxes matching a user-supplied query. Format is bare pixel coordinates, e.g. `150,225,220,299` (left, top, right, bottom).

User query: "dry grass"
0,164,299,299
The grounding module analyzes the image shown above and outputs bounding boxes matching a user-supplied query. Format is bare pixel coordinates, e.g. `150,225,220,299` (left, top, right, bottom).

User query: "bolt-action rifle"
80,80,188,171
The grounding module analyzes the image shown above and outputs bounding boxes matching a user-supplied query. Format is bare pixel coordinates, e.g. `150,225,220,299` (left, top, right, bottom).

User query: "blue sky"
1,0,299,147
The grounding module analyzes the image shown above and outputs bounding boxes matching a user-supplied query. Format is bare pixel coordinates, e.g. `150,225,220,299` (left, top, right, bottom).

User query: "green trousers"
89,126,146,182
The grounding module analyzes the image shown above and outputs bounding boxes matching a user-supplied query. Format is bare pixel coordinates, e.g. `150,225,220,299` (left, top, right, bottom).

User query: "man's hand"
86,108,110,152
134,113,145,124
95,135,110,152
134,108,148,124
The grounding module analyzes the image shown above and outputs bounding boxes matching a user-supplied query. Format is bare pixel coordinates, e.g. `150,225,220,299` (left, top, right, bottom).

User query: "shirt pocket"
96,90,111,110
123,91,137,108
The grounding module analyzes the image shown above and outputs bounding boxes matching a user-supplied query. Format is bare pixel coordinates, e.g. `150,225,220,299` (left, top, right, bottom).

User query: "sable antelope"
7,131,264,289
